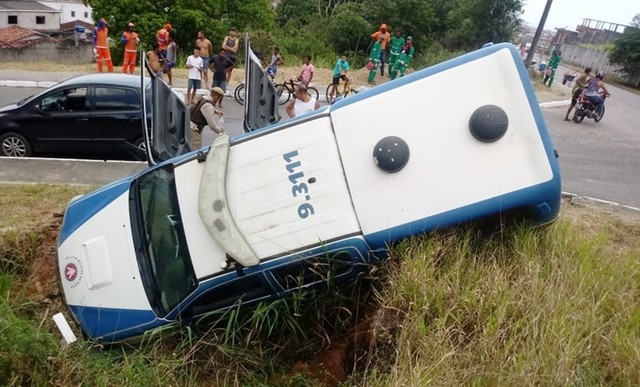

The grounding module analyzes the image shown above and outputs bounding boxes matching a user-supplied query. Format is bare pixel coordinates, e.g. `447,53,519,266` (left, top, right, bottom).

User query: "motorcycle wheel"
573,109,585,123
594,106,605,123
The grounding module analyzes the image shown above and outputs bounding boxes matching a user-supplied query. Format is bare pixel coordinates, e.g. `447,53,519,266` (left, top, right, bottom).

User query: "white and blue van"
57,40,561,343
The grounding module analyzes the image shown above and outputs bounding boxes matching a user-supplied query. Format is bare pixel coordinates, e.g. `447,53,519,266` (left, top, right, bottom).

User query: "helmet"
595,71,604,79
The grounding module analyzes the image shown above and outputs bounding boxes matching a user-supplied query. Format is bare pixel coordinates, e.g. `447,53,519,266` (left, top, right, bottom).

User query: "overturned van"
57,39,561,343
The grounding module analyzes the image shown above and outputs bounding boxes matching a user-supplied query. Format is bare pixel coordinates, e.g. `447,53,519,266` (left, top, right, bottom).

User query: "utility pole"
525,0,553,68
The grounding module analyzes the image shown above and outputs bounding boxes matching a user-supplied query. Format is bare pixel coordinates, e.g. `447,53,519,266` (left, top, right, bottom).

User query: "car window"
94,87,140,111
40,87,88,112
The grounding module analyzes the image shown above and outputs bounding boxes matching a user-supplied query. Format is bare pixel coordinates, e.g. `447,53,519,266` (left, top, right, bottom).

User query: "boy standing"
297,55,314,87
266,46,284,80
186,48,203,104
210,49,235,107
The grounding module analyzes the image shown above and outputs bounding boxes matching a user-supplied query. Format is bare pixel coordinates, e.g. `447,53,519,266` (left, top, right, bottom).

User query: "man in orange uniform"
93,18,113,72
121,22,139,74
370,23,391,77
156,23,172,59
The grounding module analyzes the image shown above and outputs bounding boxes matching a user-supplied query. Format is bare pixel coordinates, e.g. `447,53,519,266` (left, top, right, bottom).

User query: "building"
0,0,60,32
38,0,92,24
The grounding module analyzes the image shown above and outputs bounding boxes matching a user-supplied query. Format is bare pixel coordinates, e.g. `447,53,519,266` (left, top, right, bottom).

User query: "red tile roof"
0,25,48,48
60,20,95,33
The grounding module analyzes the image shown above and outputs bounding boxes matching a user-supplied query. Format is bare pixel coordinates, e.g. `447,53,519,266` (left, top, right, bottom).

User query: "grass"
1,184,639,386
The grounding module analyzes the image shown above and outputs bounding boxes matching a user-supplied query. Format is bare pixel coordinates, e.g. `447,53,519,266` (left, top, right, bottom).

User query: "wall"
560,43,639,88
0,39,94,64
39,1,93,24
0,10,60,30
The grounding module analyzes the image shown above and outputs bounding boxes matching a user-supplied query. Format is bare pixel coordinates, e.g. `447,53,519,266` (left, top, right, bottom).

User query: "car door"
19,87,90,154
88,85,142,153
141,53,191,166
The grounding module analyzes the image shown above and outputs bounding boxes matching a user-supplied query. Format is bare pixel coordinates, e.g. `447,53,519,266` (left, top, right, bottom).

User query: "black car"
0,73,150,158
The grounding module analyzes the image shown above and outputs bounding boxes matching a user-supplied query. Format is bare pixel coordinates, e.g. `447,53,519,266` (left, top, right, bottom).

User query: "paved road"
2,85,639,208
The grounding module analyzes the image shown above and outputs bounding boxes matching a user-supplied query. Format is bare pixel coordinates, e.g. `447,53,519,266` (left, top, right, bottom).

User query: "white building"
38,0,91,24
0,1,60,32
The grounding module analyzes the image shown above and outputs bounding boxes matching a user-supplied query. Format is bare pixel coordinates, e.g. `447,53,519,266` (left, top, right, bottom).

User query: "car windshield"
132,164,196,316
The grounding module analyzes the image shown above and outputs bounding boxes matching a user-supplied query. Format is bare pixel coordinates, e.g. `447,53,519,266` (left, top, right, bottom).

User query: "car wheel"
0,132,32,157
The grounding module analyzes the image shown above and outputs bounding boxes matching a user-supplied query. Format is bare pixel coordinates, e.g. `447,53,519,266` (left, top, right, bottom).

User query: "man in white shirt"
186,48,203,104
190,87,225,149
286,85,320,118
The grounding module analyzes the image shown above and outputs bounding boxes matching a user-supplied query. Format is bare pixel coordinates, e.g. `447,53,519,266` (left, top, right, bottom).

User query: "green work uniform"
389,36,405,68
544,52,561,87
368,41,382,84
390,45,414,80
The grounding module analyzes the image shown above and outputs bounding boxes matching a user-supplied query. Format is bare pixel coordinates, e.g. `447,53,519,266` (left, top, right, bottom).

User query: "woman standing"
222,28,238,83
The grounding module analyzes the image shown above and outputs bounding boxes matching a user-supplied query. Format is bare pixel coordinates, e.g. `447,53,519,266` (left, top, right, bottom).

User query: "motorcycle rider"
564,67,591,121
583,72,610,119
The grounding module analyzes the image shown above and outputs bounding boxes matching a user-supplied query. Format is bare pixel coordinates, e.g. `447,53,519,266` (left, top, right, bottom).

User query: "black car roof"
55,73,150,89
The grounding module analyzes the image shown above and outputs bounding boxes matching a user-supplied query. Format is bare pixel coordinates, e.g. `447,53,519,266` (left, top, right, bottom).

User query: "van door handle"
77,118,89,121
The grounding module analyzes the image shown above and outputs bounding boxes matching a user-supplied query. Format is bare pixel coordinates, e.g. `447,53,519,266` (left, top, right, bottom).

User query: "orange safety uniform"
121,31,139,73
157,28,169,51
94,27,113,72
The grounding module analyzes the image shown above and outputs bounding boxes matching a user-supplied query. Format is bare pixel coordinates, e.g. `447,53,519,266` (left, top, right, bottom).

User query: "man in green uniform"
388,30,405,71
368,35,385,84
390,36,414,80
544,47,561,87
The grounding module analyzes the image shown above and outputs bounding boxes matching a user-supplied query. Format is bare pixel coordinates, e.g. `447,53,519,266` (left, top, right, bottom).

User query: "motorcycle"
572,92,609,124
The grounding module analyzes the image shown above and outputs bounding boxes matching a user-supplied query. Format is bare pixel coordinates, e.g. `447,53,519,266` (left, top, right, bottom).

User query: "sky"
521,0,639,32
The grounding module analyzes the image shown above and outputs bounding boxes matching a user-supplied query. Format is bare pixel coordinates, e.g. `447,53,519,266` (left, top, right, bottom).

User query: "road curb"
539,100,570,109
1,79,574,107
561,191,640,213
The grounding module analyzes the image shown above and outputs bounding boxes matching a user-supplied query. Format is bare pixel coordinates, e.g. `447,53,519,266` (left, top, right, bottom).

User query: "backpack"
189,97,213,130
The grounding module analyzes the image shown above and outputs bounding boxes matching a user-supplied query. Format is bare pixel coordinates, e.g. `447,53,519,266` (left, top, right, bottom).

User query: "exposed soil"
24,213,64,306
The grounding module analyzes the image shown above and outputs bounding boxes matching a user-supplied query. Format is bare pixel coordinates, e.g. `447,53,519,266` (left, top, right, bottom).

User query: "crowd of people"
89,18,417,147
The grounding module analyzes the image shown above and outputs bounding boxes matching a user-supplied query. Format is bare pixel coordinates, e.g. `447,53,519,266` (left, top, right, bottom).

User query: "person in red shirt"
156,23,172,59
92,18,113,72
120,22,139,74
370,23,391,77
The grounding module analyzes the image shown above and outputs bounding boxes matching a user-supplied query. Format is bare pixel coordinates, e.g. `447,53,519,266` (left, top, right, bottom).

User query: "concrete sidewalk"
0,70,228,97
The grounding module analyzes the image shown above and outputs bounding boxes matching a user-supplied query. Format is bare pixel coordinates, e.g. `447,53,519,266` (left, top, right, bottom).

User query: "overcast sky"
521,0,639,31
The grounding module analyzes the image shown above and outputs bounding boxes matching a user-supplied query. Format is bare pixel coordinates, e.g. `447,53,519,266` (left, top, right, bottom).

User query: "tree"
609,15,640,75
86,0,274,63
444,0,522,49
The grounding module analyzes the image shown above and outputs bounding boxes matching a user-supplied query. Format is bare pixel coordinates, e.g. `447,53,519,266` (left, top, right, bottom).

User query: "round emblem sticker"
65,263,78,281
63,256,83,288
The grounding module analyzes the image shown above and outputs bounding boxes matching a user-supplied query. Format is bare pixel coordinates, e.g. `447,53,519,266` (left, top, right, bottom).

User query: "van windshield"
131,164,197,316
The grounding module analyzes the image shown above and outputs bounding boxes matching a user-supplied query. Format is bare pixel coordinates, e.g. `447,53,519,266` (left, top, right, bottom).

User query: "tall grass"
358,220,640,385
1,182,639,385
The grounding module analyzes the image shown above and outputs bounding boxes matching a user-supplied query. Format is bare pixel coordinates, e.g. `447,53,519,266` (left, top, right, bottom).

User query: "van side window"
94,87,140,110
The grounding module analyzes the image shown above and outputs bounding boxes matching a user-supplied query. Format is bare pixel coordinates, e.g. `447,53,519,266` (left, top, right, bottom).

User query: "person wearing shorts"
564,67,591,121
329,53,350,102
186,48,203,104
210,49,235,107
